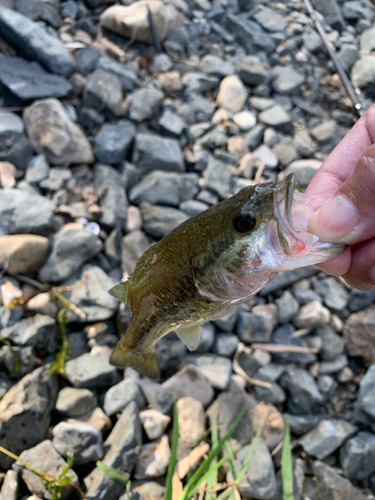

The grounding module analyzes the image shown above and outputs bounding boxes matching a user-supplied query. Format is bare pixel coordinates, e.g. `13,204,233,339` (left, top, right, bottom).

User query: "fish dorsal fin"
108,280,130,305
175,322,202,351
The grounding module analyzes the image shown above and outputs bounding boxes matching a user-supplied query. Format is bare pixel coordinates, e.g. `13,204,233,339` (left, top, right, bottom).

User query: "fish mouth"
271,173,346,267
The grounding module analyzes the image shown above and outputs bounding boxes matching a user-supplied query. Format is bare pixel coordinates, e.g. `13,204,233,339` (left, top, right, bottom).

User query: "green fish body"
109,174,345,379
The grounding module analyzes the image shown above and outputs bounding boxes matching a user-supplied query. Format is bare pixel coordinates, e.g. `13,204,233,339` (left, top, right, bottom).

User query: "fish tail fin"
110,340,160,381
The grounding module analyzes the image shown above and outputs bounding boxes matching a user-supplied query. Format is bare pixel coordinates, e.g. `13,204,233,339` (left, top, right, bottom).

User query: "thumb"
308,144,375,245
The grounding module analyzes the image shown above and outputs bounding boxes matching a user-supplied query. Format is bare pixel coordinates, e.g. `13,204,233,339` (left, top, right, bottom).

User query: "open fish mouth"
271,173,346,267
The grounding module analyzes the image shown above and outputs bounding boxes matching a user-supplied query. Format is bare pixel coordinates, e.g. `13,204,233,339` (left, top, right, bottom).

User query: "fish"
108,173,345,379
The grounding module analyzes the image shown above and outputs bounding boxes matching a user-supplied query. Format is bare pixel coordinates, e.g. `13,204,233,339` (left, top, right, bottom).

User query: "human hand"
305,104,375,291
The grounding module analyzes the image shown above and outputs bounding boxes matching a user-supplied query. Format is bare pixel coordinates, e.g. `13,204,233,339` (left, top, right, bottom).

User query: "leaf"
281,418,294,500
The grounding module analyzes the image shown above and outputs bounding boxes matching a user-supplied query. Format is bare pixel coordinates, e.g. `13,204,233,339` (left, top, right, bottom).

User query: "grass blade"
180,405,248,500
281,418,294,500
165,402,179,500
97,462,129,485
206,410,219,500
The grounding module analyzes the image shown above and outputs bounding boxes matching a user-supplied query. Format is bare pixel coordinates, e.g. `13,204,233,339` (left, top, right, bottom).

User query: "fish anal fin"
110,342,160,380
109,281,130,305
175,322,202,351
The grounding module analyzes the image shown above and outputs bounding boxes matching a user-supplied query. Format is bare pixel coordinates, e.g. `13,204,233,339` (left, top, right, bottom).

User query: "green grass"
281,418,294,500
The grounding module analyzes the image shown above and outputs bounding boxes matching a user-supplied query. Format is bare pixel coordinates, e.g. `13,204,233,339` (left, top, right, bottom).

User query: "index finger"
305,104,375,210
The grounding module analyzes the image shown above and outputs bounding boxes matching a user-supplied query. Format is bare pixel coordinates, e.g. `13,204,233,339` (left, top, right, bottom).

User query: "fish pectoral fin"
110,342,160,380
175,322,202,351
108,281,130,305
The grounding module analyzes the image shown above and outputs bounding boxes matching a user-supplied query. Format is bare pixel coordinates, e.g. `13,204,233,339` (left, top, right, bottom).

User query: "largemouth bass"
109,173,345,379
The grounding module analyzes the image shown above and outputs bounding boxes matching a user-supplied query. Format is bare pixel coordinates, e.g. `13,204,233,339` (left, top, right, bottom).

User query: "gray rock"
39,165,72,191
195,322,215,353
342,1,374,21
0,367,58,468
182,72,219,94
275,290,299,324
103,378,145,416
55,387,97,417
293,300,330,329
311,120,341,148
339,431,375,480
0,56,72,103
179,199,208,216
282,158,320,186
213,308,240,332
97,56,136,91
287,414,323,437
272,323,317,365
75,46,100,76
198,128,228,150
351,56,375,93
13,440,78,498
299,420,357,459
280,367,324,414
337,43,360,72
129,88,164,122
1,314,57,356
260,266,319,296
212,333,239,357
294,289,322,305
313,461,368,500
52,421,103,465
23,98,94,165
353,364,375,425
39,227,103,283
203,158,232,199
311,0,345,30
189,93,215,121
244,123,266,150
237,56,269,85
62,265,118,322
344,305,375,365
318,374,337,394
271,65,304,94
252,5,286,31
95,121,135,165
0,305,23,330
0,345,35,378
226,14,275,54
67,331,89,360
0,469,19,500
133,133,184,174
129,171,199,207
0,110,33,169
303,25,324,52
199,54,234,76
360,26,375,55
185,354,232,390
141,205,188,239
121,230,153,276
94,164,128,229
0,6,75,75
253,375,286,405
348,289,375,312
64,352,121,389
0,377,14,398
162,364,214,407
231,438,276,499
25,154,50,184
259,104,292,131
159,109,186,138
138,378,174,415
83,69,123,117
317,325,345,361
237,310,274,343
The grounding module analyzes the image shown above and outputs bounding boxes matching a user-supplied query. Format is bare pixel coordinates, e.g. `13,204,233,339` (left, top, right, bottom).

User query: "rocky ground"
0,0,375,498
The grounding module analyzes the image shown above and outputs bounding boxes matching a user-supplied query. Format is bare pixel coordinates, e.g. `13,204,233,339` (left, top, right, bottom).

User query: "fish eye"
233,212,257,234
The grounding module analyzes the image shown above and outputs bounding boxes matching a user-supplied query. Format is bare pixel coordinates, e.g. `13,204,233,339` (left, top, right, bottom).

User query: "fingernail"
308,194,361,243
